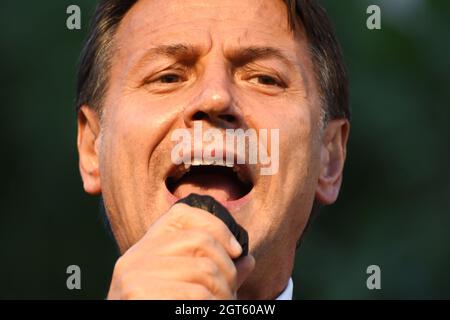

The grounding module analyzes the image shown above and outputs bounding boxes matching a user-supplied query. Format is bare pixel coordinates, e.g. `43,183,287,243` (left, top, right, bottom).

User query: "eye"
248,75,282,87
140,71,187,93
157,73,183,83
142,70,187,86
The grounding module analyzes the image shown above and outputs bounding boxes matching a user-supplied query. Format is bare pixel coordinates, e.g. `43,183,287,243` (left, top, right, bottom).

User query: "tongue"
173,171,243,203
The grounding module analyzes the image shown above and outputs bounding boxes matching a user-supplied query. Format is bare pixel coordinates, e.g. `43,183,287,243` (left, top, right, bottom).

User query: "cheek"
280,101,315,158
107,94,175,150
278,101,322,198
99,99,162,183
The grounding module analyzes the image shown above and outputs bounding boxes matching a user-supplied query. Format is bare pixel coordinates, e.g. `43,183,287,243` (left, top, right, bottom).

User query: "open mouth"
165,162,254,204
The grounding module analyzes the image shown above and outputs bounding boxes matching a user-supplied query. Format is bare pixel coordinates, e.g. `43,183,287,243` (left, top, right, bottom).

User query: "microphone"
176,193,248,259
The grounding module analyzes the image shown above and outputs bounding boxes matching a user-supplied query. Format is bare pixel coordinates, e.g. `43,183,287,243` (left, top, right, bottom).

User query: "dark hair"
76,0,350,121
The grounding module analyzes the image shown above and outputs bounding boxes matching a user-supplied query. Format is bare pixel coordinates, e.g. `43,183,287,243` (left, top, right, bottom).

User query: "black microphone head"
175,193,248,258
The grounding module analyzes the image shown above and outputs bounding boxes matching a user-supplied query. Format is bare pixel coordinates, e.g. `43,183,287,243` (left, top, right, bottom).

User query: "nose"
183,67,241,129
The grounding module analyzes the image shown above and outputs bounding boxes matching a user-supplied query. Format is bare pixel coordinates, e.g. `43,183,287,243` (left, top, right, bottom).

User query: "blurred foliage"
0,0,449,299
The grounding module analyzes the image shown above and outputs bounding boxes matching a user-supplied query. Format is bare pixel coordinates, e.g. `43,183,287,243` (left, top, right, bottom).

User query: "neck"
237,253,294,299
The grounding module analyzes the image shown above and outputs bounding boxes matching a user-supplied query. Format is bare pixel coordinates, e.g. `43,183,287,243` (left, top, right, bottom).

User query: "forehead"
114,0,304,56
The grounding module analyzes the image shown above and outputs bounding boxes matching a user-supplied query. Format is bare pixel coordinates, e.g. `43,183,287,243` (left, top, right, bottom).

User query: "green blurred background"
0,0,449,299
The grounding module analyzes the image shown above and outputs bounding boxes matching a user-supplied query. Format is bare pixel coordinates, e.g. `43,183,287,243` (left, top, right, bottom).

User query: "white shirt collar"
275,277,293,300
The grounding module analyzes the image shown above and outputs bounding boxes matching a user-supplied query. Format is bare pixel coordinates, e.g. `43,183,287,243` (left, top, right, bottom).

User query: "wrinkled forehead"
114,0,305,57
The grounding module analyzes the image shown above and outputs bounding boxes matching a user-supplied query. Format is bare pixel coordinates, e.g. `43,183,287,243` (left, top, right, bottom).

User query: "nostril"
192,111,209,121
219,114,236,123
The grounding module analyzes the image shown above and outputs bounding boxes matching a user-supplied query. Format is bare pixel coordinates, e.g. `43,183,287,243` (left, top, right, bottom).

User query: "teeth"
213,160,225,166
172,160,250,185
203,158,214,165
189,159,228,166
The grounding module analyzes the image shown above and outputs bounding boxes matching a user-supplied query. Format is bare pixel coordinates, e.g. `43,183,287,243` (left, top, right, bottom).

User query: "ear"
77,105,102,195
315,119,350,205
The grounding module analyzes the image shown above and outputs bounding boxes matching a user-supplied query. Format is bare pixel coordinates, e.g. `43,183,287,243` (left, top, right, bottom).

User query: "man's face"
78,0,348,293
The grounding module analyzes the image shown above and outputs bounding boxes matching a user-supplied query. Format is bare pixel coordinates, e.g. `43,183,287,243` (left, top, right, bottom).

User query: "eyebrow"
130,43,199,72
132,43,297,71
226,46,297,69
145,43,198,60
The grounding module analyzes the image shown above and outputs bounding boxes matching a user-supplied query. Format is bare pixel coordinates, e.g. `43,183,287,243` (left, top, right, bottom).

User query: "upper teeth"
184,159,234,168
177,160,247,183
